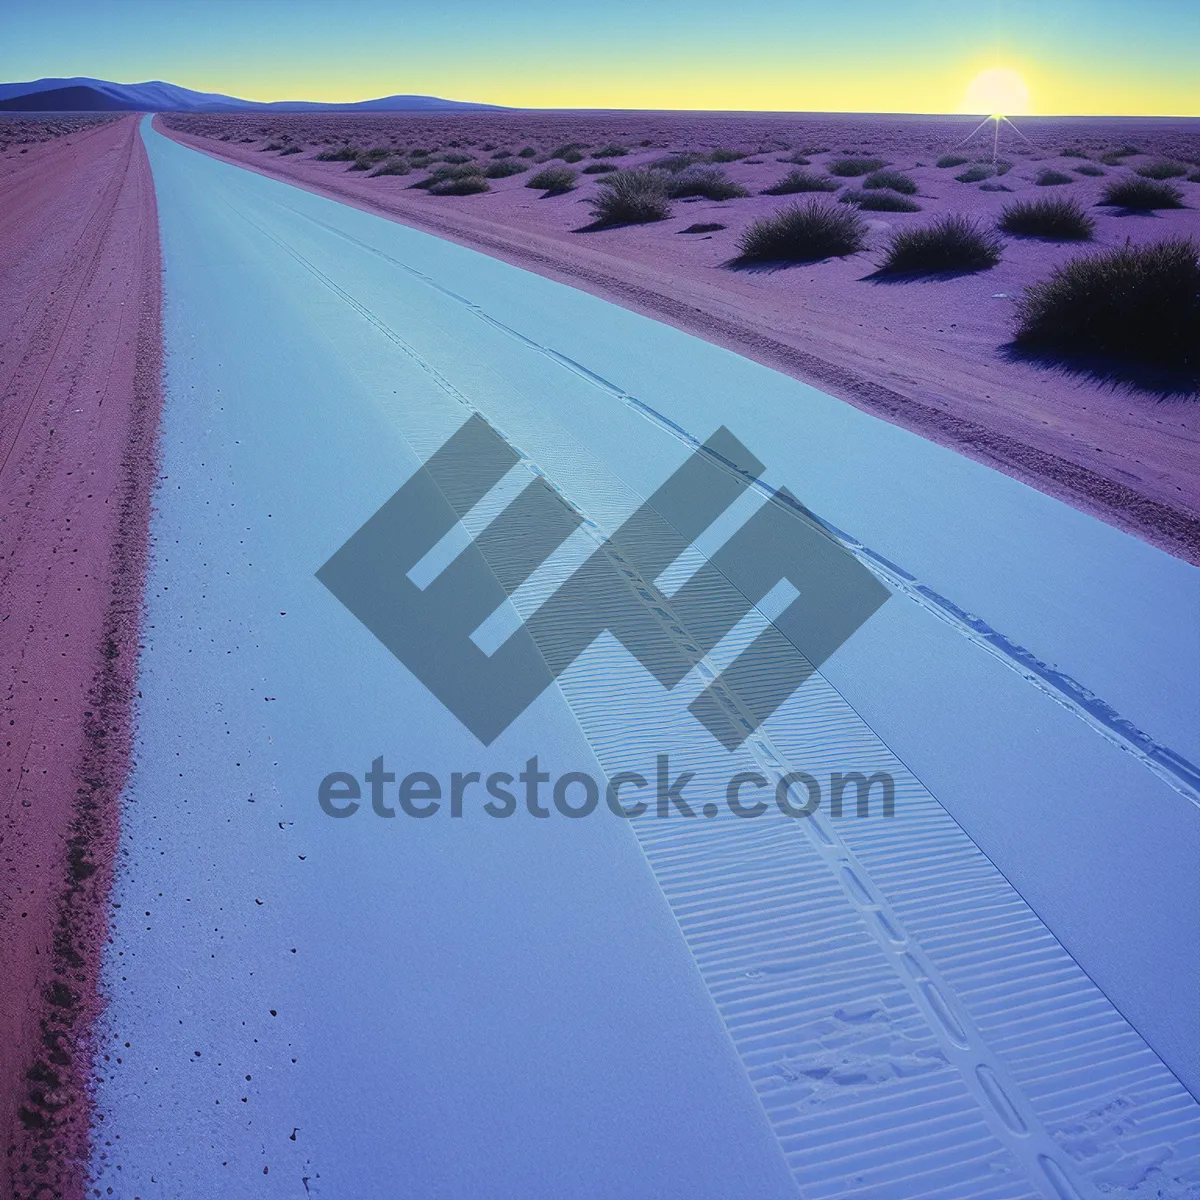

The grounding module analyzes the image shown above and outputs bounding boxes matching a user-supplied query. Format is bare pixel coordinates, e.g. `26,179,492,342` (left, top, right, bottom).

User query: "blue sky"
4,0,1198,113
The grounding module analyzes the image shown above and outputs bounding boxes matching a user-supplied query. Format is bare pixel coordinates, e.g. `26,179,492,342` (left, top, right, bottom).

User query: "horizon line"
5,77,1199,120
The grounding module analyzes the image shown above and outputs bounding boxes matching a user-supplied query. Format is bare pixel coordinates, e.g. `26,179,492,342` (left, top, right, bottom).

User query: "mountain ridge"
0,76,501,112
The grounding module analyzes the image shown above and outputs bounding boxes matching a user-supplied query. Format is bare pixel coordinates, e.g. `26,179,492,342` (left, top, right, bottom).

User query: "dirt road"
0,113,161,1199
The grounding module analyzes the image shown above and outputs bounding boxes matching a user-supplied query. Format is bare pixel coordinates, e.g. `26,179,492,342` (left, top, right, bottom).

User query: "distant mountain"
0,77,502,113
0,85,139,111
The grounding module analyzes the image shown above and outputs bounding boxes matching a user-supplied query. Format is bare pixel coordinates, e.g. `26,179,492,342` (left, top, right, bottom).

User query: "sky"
3,0,1198,115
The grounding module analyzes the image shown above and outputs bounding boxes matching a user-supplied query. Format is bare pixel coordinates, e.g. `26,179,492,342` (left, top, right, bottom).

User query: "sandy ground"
0,114,161,1199
0,114,117,156
161,111,1200,561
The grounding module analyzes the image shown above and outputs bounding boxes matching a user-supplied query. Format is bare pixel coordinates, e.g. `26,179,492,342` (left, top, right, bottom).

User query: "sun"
961,67,1031,117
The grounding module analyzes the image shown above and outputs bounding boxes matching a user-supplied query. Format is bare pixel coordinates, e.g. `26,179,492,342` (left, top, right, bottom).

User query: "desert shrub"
1136,159,1189,179
316,144,360,162
550,142,587,159
491,148,513,158
1061,147,1089,158
561,150,584,163
937,154,970,168
370,158,410,176
650,152,702,173
441,151,474,164
595,143,629,157
1036,168,1074,186
1014,237,1199,366
587,169,672,225
279,145,302,155
413,163,483,189
527,165,578,194
1074,163,1104,176
956,164,995,182
410,147,432,158
828,156,887,177
761,168,839,195
680,222,726,233
782,151,811,165
999,196,1094,239
707,147,746,162
430,174,489,196
349,153,376,171
735,199,867,262
1101,176,1185,210
1191,172,1200,184
484,159,527,178
979,182,1013,192
262,141,285,152
518,146,538,157
863,168,917,194
665,165,748,200
840,189,921,212
582,162,618,174
879,214,1002,274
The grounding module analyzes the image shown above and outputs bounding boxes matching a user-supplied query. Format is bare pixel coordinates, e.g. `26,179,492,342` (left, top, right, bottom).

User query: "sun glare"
961,67,1031,117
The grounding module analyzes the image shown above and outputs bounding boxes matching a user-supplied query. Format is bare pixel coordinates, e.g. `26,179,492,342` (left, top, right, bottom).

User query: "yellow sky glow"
181,58,1198,116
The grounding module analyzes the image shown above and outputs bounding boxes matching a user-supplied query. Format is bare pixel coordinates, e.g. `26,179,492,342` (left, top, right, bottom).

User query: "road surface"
89,115,1200,1198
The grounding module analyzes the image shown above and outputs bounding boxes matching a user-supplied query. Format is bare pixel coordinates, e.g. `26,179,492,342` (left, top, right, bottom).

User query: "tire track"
0,120,136,482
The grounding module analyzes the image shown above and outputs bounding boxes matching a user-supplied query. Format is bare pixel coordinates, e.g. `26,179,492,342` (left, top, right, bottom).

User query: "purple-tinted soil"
162,110,1200,560
0,114,162,1200
0,113,119,155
